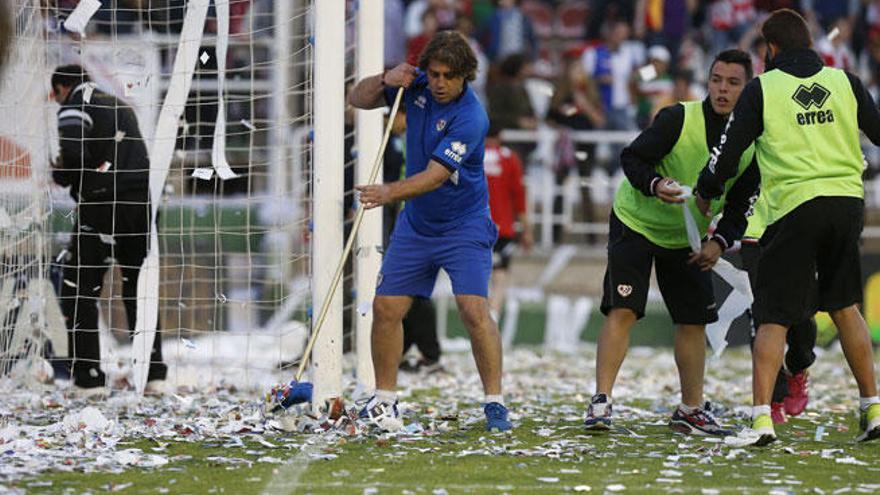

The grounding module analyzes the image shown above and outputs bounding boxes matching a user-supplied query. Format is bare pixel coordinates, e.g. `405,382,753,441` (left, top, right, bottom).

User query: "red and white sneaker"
784,371,809,416
771,401,786,424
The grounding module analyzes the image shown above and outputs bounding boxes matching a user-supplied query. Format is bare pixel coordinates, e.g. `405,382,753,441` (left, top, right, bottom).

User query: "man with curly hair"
350,30,510,432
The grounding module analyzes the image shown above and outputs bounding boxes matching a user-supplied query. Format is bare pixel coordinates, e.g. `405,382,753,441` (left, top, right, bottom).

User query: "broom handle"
295,87,405,382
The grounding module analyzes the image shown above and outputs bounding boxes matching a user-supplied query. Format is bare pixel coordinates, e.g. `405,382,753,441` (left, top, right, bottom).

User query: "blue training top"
384,72,490,236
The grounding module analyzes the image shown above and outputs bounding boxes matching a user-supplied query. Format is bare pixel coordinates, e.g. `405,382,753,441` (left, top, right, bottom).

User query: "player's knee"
606,307,638,326
459,304,493,332
372,297,407,325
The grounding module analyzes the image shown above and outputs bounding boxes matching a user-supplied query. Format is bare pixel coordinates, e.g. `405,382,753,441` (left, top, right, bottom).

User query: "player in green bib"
696,9,880,445
585,50,759,436
741,194,816,425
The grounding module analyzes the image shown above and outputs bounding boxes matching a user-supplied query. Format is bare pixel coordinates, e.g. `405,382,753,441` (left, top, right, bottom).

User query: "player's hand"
356,184,392,209
688,238,723,271
655,177,684,204
695,190,712,217
519,228,534,254
384,64,417,88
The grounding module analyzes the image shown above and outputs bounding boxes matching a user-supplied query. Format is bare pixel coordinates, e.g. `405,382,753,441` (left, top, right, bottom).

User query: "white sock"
679,403,698,414
375,389,397,404
485,394,504,406
753,405,771,419
860,396,880,411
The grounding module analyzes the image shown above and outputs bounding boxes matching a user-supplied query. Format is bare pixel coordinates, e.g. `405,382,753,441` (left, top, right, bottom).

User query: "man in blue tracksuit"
350,31,510,432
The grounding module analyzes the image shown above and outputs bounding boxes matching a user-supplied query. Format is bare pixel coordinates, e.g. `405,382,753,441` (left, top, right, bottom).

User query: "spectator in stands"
457,15,490,104
480,0,538,62
750,36,769,75
865,35,880,95
587,0,637,40
677,33,709,84
651,69,699,116
407,8,439,66
636,0,695,61
485,124,532,319
637,45,674,128
487,53,537,132
817,16,855,70
582,19,644,170
707,0,757,56
809,0,857,31
405,0,459,39
386,0,407,68
754,0,803,14
546,53,606,243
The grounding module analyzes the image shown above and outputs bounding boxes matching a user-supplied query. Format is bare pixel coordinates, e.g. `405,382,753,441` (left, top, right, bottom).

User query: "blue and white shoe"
484,402,513,432
358,396,403,432
584,393,612,431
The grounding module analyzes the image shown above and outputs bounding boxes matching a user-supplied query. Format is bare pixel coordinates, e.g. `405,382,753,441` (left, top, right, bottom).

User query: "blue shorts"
376,212,497,298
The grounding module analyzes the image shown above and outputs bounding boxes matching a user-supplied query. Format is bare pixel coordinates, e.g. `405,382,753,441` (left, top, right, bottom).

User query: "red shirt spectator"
485,141,526,239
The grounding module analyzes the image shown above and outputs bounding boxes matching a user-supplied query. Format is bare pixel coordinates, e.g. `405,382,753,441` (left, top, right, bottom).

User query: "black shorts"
492,236,516,270
752,196,864,327
600,212,718,324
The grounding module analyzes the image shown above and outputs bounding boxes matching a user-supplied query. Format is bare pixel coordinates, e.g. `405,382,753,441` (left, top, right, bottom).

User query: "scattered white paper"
827,27,840,42
191,168,214,180
639,63,658,82
63,0,102,35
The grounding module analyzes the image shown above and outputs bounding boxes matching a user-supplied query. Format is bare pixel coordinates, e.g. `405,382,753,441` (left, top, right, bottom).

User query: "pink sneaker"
771,402,787,424
784,371,809,416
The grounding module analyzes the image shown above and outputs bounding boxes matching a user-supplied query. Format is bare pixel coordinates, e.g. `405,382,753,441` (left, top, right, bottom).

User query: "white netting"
0,0,57,382
0,0,316,394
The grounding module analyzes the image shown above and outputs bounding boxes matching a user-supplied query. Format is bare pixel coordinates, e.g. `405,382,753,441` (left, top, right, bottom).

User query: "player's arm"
696,79,764,203
713,156,760,249
620,103,683,201
349,63,417,110
845,71,880,146
357,161,451,209
690,156,760,271
53,107,94,186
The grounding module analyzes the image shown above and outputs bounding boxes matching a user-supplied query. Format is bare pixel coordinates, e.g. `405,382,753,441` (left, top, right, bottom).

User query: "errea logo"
444,141,467,163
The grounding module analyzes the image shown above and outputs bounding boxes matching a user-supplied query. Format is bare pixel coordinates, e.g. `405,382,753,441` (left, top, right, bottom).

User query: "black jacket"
697,48,880,202
620,98,760,248
53,83,150,202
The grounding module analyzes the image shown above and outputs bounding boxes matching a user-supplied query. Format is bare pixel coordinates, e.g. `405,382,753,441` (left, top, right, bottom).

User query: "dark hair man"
51,64,166,396
348,31,510,432
585,49,760,437
696,9,880,445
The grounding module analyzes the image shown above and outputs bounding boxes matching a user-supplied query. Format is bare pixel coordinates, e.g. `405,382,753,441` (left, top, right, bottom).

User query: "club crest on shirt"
617,284,632,297
436,119,446,131
449,170,459,185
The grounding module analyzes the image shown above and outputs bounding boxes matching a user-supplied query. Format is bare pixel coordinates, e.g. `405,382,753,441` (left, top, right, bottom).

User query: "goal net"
0,0,358,397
